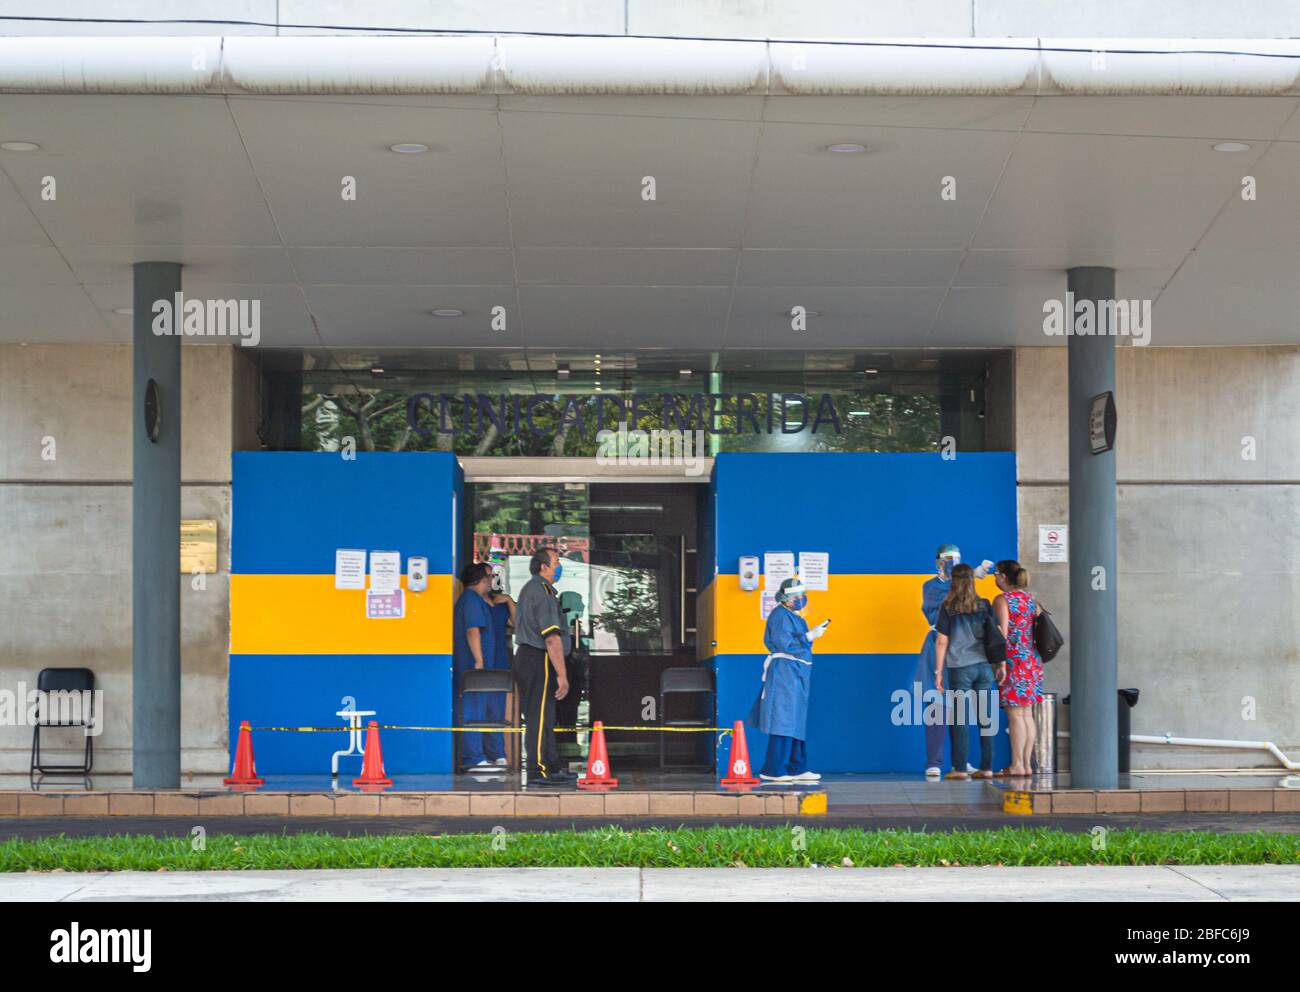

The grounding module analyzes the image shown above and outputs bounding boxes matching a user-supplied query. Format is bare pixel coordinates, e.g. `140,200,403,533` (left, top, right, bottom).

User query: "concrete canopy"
1,37,1299,356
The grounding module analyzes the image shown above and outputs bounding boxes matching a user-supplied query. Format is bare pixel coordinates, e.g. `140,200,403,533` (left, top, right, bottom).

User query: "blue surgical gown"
747,604,813,741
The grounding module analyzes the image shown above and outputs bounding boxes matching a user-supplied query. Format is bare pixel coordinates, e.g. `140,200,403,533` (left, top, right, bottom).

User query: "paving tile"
332,794,381,816
1096,790,1140,813
153,794,201,816
197,794,245,816
108,793,153,815
1228,790,1273,813
0,793,19,816
1184,790,1229,813
20,793,64,816
62,794,110,816
379,795,427,816
242,793,289,816
469,793,516,817
695,793,740,815
1139,790,1185,813
604,792,649,816
514,794,561,816
648,793,694,816
289,795,335,817
1050,790,1097,814
737,794,767,816
558,793,605,816
426,793,471,816
1274,790,1300,813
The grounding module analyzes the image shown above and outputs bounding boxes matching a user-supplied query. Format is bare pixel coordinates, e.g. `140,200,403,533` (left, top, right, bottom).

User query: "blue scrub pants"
459,690,506,767
760,734,808,778
921,666,945,770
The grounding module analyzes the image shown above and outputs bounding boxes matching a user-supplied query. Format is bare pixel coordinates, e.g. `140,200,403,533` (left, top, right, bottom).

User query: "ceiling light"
848,410,870,417
0,141,40,152
825,143,867,154
389,142,430,154
863,367,879,375
556,363,570,379
1212,142,1250,153
369,366,386,377
678,369,692,380
430,308,463,318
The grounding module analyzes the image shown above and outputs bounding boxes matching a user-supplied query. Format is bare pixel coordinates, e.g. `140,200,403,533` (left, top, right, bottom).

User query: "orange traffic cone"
577,721,618,790
720,720,760,788
224,720,265,787
352,720,393,789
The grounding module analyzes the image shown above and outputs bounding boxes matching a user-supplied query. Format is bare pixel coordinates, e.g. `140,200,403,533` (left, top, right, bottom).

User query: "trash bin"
1117,688,1140,773
1031,692,1057,776
1061,689,1141,773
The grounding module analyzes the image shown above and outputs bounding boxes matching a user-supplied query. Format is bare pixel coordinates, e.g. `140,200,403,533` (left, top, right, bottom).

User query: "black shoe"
542,768,578,782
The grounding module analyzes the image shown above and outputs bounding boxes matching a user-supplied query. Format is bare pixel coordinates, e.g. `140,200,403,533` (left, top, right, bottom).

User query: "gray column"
1066,266,1118,789
132,262,182,788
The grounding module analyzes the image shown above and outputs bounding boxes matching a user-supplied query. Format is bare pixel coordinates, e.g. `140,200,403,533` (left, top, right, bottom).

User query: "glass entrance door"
471,483,592,766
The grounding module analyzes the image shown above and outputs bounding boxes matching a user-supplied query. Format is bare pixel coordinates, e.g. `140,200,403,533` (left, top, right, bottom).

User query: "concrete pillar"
1066,266,1118,789
132,262,182,788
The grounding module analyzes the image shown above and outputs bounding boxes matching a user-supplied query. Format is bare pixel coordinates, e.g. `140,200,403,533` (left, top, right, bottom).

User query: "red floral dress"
999,589,1043,708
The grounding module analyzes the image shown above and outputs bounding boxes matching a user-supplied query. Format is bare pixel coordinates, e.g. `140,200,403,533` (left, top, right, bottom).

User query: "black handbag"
980,604,1007,665
1034,605,1064,662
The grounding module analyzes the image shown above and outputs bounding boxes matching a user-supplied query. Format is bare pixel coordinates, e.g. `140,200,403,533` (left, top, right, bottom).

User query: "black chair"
30,668,96,785
659,667,715,769
456,668,518,772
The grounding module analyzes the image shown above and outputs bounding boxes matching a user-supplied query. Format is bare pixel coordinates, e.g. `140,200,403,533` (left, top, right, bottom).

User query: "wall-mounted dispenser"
739,555,760,591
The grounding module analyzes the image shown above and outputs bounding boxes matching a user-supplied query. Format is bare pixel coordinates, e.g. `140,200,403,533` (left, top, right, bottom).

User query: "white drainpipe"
1128,734,1300,771
3,36,1300,95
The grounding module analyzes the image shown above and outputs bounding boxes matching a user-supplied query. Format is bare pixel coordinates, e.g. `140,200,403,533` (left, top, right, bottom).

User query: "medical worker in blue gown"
748,577,829,783
914,545,994,780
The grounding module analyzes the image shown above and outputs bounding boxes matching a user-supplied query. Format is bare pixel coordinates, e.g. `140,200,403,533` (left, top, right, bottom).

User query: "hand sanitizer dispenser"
739,555,760,591
408,556,428,593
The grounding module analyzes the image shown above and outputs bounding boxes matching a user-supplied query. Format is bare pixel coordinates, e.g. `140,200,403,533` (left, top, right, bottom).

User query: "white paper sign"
798,552,830,591
335,549,367,590
1038,525,1069,563
764,551,796,590
369,551,402,593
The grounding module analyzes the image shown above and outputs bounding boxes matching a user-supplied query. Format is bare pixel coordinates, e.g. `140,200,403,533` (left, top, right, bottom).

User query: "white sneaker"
925,766,941,780
492,758,508,766
791,771,821,782
470,759,504,773
759,773,793,782
966,763,978,774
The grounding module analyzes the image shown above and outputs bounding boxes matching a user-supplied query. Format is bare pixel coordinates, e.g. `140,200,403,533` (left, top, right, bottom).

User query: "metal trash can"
1117,688,1140,773
1032,692,1057,776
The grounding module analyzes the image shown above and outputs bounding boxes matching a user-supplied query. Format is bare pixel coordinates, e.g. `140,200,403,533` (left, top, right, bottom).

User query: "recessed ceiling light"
826,143,867,154
0,141,40,152
1212,142,1251,153
430,308,463,318
369,366,386,377
112,307,134,316
863,367,879,375
389,142,430,154
556,363,570,379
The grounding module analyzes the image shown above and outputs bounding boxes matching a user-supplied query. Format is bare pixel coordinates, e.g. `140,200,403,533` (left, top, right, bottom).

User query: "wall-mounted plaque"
180,519,218,574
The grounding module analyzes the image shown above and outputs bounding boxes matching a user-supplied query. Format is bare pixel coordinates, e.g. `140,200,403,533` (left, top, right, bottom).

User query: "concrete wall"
0,343,237,777
1015,345,1300,770
6,1,1300,39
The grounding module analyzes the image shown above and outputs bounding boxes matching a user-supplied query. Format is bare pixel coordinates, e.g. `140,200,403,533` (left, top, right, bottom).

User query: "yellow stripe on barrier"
230,573,454,655
709,573,1001,656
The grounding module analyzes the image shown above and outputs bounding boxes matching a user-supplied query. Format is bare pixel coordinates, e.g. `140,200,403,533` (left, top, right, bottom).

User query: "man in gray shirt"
511,546,573,783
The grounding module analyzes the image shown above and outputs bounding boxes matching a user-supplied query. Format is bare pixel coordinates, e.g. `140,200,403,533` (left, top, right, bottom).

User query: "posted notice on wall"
764,551,796,590
760,591,778,620
335,549,367,590
798,551,829,591
1038,525,1069,563
369,551,402,593
366,588,405,619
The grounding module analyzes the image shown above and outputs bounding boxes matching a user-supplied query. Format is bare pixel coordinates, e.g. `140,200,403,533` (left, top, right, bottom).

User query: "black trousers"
511,644,560,777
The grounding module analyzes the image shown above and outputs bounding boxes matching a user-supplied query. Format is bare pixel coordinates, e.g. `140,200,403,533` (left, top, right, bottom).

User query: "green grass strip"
3,827,1299,871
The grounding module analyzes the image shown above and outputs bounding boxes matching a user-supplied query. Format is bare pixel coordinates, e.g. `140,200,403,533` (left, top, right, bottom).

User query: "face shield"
779,580,808,612
936,545,961,580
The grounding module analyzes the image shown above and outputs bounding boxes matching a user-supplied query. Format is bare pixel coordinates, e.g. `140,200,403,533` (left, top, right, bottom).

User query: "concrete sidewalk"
3,865,1297,901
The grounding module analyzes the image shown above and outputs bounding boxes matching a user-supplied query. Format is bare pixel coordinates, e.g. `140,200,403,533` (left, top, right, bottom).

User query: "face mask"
552,562,563,582
787,595,808,611
938,557,958,581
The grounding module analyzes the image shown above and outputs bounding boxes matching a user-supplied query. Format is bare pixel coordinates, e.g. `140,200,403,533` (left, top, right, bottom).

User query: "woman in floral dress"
993,559,1043,777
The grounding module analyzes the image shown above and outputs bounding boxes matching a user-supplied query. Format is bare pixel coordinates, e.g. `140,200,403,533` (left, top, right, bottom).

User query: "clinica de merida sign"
406,391,844,439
